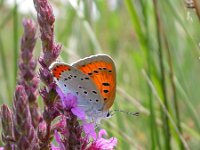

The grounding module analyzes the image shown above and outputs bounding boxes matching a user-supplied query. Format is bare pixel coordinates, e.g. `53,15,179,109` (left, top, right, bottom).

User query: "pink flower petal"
98,129,107,138
96,137,117,149
56,86,65,100
71,107,86,120
54,130,65,150
56,86,86,121
88,129,117,150
51,144,60,150
65,93,78,108
56,87,78,108
54,130,61,143
83,123,97,139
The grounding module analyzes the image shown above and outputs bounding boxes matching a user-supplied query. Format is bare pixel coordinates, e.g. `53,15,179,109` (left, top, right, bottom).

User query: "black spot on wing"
92,91,97,94
85,77,89,80
102,82,110,86
103,90,109,93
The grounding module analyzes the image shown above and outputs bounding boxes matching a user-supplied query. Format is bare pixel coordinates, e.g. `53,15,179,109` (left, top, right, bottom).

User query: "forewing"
49,62,104,115
72,54,116,110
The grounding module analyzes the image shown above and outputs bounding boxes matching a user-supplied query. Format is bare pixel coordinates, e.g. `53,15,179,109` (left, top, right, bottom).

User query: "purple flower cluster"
0,0,117,149
52,88,117,150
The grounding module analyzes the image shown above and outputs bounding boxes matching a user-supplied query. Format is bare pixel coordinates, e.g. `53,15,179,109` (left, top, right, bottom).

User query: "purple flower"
53,130,65,150
56,86,117,149
19,18,41,129
83,122,96,139
56,86,98,138
87,129,117,150
0,0,118,149
51,145,60,150
13,85,39,149
55,86,98,145
0,104,14,149
52,115,68,135
56,86,86,120
33,0,62,147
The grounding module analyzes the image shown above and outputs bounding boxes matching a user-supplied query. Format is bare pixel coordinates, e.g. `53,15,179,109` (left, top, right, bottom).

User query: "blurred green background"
1,0,200,149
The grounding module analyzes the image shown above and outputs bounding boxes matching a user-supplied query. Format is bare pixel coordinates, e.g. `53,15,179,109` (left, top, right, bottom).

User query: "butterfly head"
87,109,112,124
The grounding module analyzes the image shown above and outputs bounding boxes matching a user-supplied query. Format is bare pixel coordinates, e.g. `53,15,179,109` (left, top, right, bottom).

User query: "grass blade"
0,36,12,102
13,0,19,87
152,0,171,149
124,0,146,52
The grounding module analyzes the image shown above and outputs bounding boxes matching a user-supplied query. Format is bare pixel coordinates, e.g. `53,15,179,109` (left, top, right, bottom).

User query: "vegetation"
0,0,200,149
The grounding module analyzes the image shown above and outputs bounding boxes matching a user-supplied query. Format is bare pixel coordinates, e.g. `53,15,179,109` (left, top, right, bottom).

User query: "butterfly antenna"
110,109,139,117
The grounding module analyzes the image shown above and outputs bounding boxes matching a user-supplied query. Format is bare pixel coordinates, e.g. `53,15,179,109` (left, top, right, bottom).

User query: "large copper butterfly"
49,54,116,121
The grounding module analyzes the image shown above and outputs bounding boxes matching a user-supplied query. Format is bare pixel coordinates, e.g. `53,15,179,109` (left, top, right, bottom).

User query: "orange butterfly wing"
72,54,116,111
51,64,71,80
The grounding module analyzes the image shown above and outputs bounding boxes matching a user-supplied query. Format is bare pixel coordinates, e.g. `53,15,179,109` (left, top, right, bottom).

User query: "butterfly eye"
106,112,110,117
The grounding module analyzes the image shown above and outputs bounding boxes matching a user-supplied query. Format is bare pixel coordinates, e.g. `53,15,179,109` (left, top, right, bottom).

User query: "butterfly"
49,54,116,121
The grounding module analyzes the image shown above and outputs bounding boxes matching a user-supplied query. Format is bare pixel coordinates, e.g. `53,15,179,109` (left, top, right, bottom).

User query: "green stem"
141,0,161,149
0,11,13,31
0,36,12,102
163,31,184,150
124,0,146,52
152,0,171,149
13,0,19,86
